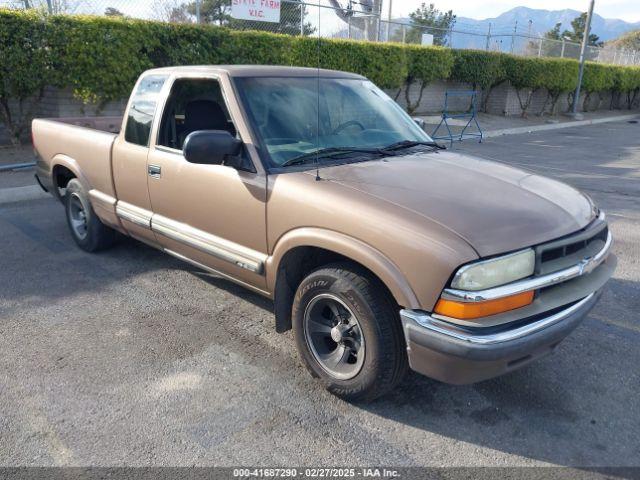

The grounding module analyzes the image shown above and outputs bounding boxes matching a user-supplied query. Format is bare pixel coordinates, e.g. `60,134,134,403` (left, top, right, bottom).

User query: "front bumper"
400,289,602,384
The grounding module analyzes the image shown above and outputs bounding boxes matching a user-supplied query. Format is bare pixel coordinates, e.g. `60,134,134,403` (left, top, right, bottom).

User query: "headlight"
451,249,535,291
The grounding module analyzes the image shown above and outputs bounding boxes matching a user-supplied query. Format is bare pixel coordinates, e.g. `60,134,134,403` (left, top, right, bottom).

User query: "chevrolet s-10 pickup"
32,66,616,401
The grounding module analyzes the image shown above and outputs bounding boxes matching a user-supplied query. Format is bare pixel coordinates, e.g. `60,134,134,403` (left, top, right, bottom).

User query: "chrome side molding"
108,195,266,275
152,214,266,274
442,231,612,303
401,292,597,345
115,201,153,229
88,189,117,212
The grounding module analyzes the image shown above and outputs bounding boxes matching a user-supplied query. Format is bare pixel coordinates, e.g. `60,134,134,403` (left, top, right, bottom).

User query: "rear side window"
124,74,168,146
157,78,236,150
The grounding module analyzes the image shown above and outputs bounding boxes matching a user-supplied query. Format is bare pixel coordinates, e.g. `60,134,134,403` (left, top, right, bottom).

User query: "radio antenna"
315,1,321,181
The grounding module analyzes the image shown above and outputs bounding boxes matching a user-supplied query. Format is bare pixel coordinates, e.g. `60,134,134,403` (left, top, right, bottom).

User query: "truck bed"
32,117,122,199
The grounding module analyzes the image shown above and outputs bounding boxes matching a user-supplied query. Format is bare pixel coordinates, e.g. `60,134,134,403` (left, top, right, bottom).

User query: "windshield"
235,77,433,168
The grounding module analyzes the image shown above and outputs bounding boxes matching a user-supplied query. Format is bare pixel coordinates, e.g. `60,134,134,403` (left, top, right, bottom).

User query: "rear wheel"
292,264,407,402
64,179,116,252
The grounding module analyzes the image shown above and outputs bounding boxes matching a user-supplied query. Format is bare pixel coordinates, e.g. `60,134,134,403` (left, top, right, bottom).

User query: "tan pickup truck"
32,66,616,401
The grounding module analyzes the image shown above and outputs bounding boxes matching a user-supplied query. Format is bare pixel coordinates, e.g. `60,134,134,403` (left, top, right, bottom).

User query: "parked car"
32,66,616,401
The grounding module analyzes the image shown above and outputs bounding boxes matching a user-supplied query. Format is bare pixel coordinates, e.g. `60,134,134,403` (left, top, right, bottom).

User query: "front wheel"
292,264,408,402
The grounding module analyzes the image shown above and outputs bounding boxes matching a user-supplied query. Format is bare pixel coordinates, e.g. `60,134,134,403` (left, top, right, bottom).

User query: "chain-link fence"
2,0,639,66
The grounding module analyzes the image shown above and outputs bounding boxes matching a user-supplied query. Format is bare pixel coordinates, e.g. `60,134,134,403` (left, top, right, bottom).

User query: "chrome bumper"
403,292,596,346
400,290,602,384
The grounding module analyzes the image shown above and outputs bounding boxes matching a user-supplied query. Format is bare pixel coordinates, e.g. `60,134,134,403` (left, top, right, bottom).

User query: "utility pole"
387,0,393,41
538,36,543,57
510,20,518,53
195,0,201,24
45,0,52,13
571,0,595,116
485,23,491,51
376,1,382,42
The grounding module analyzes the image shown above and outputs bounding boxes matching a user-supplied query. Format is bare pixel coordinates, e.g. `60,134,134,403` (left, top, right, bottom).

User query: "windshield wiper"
279,142,444,168
380,140,445,152
280,147,383,168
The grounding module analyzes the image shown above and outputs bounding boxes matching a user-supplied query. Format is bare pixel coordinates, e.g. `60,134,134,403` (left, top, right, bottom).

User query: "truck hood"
315,150,596,257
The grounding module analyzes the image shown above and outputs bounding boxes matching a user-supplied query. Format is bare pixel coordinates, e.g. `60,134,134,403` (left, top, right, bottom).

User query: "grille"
535,219,608,275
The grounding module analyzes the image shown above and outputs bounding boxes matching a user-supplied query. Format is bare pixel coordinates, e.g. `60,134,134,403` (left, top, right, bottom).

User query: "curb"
0,185,50,205
483,113,640,138
0,161,36,172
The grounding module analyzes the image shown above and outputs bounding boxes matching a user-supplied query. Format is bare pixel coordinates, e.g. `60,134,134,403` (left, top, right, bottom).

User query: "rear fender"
50,154,91,200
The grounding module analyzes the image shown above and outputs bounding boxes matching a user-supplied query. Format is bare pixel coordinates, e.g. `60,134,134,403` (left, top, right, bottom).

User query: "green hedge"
290,37,409,89
450,50,506,111
581,62,617,111
612,65,640,108
402,45,454,113
537,58,579,115
0,9,51,141
1,8,640,143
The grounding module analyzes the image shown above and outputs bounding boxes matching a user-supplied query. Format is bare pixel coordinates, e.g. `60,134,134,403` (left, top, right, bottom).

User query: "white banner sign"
231,0,281,23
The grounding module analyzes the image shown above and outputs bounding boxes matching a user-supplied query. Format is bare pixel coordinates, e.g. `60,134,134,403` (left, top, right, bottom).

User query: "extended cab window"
157,78,237,150
124,74,168,146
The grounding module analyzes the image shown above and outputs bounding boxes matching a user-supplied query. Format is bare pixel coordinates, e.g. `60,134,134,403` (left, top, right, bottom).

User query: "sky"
390,0,640,23
14,0,638,29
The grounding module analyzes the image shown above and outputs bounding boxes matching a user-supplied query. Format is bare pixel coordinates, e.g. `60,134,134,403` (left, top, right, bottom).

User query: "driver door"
146,74,269,292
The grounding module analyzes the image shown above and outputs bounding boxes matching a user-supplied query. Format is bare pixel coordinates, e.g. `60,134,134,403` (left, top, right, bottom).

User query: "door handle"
148,164,161,178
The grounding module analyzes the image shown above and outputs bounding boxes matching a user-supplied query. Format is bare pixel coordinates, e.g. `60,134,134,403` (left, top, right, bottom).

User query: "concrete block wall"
1,87,127,144
390,80,476,114
37,86,128,118
387,80,637,117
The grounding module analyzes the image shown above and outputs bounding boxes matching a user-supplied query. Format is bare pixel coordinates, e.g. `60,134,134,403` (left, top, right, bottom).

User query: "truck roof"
143,65,366,79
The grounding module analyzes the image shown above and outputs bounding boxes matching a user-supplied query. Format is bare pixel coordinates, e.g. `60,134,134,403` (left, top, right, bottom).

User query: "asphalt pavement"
0,121,639,469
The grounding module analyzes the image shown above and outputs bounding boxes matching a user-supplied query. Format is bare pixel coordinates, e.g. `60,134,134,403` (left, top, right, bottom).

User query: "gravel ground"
0,121,639,469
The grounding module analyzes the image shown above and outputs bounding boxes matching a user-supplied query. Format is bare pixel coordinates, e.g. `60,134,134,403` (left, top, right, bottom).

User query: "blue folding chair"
431,90,483,148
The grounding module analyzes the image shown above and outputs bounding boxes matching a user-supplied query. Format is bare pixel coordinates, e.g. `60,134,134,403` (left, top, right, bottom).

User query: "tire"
64,179,116,252
292,263,408,402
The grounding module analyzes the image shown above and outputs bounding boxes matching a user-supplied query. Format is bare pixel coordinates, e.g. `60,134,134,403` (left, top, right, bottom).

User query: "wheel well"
52,165,76,197
273,246,398,333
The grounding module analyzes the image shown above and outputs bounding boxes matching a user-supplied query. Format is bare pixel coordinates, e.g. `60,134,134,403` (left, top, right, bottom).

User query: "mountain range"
394,6,640,44
456,7,640,41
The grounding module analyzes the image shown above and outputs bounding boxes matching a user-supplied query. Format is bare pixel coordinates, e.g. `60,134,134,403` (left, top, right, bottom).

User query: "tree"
13,0,71,13
546,22,562,41
400,3,456,46
184,0,230,26
562,12,602,47
104,7,124,17
607,29,640,51
0,10,51,144
532,13,603,60
533,22,564,57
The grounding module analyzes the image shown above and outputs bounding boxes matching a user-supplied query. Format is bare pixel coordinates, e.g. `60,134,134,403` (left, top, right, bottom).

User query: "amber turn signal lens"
434,291,534,320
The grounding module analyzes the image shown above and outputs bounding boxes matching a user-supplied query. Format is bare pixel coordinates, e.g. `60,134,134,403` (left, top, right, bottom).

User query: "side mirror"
183,130,242,165
412,117,426,130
